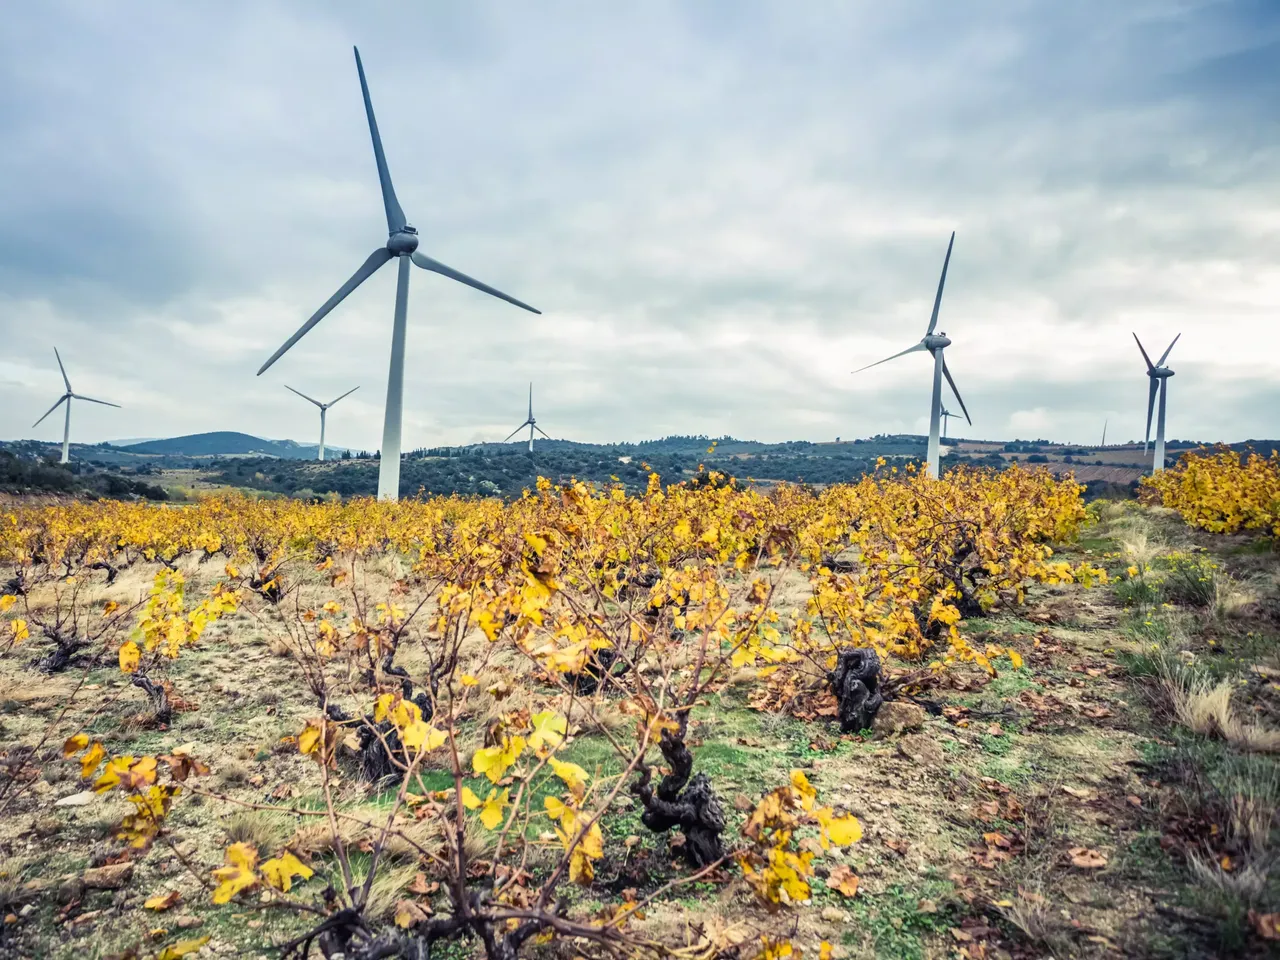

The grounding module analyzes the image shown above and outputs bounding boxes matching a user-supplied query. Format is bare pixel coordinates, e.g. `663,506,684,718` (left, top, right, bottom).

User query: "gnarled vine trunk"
631,729,726,867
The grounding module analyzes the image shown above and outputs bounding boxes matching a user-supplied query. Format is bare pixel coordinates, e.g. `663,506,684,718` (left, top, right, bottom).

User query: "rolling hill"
117,432,344,459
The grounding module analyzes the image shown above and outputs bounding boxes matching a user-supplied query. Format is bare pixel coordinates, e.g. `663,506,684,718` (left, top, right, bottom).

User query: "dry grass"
1118,528,1164,569
1163,670,1280,753
359,862,419,919
1187,852,1270,907
998,888,1065,955
1214,576,1260,619
222,810,293,851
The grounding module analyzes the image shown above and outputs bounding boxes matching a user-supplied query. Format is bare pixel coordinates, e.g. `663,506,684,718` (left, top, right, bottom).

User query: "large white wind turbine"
504,383,551,453
853,232,971,479
285,385,359,461
32,348,120,464
1134,332,1180,474
256,47,540,501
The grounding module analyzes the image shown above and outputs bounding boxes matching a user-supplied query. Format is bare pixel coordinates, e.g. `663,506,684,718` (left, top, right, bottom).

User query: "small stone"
898,734,944,765
176,915,204,929
821,905,848,923
82,862,133,890
54,790,96,807
872,701,926,736
19,904,36,918
30,780,52,797
34,817,61,837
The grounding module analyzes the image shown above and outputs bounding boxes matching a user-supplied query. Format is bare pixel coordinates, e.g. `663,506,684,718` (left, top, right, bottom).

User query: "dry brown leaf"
1068,847,1107,868
828,865,860,898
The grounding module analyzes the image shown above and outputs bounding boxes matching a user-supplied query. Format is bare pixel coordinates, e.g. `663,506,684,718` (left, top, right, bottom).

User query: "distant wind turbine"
32,348,120,464
256,47,540,501
1134,332,1180,474
285,385,359,461
940,406,957,440
853,231,971,478
504,383,551,453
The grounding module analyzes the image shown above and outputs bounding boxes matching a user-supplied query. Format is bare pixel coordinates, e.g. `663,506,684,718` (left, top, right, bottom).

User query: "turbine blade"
503,424,527,443
852,341,927,374
534,425,552,440
353,47,406,233
285,385,324,407
925,231,955,336
1133,333,1155,372
54,347,71,392
32,395,68,428
941,359,972,424
1157,332,1181,367
410,252,540,314
70,395,120,408
328,386,360,407
258,248,393,375
1145,376,1159,447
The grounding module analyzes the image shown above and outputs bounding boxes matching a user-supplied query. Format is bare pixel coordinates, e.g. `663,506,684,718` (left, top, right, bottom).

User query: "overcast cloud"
1,1,1277,451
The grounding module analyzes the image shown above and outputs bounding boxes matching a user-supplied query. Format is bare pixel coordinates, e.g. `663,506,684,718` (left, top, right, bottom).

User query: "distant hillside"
119,432,337,459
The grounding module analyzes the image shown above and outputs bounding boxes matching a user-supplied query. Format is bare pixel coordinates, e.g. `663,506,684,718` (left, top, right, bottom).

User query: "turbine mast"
378,257,413,500
1154,380,1168,473
319,407,327,462
927,348,944,478
62,400,72,465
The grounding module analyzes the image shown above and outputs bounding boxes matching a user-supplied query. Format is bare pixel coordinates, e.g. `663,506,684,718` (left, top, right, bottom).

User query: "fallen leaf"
1068,847,1107,869
828,865,860,898
1249,911,1280,940
394,900,431,928
144,891,181,912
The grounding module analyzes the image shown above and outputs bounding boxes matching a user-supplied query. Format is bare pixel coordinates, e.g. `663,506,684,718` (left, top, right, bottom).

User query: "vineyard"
0,458,1277,959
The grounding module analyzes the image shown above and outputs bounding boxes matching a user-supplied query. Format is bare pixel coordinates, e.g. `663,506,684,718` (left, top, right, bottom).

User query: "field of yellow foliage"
1,465,1276,960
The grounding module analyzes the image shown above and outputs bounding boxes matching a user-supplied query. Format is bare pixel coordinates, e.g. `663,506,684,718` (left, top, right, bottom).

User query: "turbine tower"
853,231,971,479
257,47,540,501
504,383,551,453
1134,332,1180,474
32,348,120,464
285,385,359,461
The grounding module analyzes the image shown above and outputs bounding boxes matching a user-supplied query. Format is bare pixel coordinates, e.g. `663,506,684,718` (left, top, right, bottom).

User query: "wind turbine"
1134,332,1180,474
504,383,551,453
285,385,359,461
853,231,971,478
940,406,957,440
1101,418,1108,448
256,47,540,501
32,348,120,464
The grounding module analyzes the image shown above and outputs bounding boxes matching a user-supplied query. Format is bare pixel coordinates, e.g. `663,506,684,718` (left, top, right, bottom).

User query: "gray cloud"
0,0,1277,451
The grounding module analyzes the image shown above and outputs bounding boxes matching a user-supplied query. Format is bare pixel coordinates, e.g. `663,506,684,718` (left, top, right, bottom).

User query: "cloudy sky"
1,1,1277,451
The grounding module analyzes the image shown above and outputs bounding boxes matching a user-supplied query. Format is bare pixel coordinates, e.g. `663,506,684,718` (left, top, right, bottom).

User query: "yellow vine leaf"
157,936,210,960
260,851,314,893
816,808,863,848
118,640,141,673
479,788,510,830
548,757,589,799
472,735,525,783
211,842,259,904
528,710,567,752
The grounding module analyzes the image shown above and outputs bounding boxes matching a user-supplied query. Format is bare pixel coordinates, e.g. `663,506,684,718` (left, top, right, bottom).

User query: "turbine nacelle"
387,225,420,256
1146,366,1174,379
923,332,951,351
